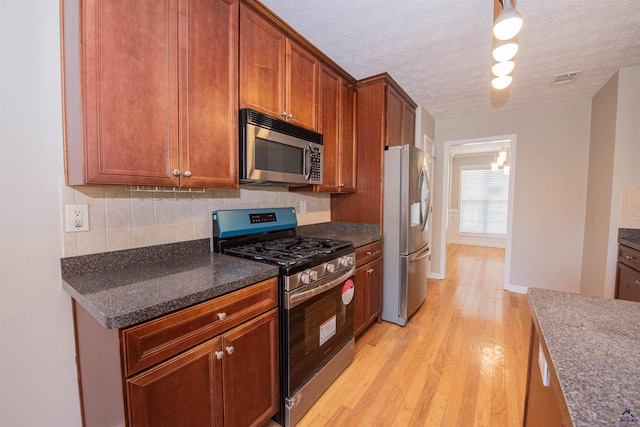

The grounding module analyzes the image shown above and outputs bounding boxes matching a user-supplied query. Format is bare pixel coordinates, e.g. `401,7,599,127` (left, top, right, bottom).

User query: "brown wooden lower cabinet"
616,243,640,302
74,278,279,427
354,241,383,337
523,320,571,427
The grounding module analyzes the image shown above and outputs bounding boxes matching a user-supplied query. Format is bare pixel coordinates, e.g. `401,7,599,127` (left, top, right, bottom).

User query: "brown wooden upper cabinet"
61,0,239,188
239,4,318,131
331,73,417,229
303,64,356,193
386,84,417,147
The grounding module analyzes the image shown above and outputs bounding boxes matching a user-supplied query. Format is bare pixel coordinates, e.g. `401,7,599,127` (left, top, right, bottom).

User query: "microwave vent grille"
241,109,323,145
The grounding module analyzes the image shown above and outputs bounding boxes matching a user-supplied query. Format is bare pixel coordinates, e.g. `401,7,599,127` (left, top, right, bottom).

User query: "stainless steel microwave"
239,108,323,186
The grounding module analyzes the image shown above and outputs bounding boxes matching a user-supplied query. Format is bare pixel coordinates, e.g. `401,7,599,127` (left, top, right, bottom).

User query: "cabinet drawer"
618,244,640,271
356,241,383,267
122,278,278,376
617,262,640,302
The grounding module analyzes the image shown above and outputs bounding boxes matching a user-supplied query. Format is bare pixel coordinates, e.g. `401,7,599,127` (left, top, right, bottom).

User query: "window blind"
459,169,508,235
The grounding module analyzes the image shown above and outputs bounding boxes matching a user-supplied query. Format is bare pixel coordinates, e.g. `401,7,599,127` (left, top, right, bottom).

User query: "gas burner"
224,236,352,268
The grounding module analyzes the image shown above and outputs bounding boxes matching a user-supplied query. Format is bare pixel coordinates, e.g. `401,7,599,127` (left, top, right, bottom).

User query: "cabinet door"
339,81,357,192
385,85,404,147
239,5,286,118
354,263,369,337
286,39,319,130
402,102,416,146
80,0,179,185
178,0,238,188
616,262,640,302
367,257,383,324
127,337,224,427
221,309,279,427
316,64,341,191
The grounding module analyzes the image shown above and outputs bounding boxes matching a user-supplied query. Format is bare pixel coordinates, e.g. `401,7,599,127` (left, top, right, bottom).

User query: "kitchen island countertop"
527,288,640,426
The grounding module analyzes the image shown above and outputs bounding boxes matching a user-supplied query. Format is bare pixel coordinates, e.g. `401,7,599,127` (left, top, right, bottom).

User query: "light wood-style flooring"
286,244,532,427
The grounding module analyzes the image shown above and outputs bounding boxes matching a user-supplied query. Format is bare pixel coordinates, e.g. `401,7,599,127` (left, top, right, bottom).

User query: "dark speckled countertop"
298,222,382,248
62,224,381,330
62,239,279,329
619,228,640,251
527,288,640,427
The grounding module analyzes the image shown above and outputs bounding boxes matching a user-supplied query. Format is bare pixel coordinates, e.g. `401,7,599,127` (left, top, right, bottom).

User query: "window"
459,168,508,235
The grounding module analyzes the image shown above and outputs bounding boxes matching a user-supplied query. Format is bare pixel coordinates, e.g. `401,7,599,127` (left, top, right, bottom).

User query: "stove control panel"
283,252,356,292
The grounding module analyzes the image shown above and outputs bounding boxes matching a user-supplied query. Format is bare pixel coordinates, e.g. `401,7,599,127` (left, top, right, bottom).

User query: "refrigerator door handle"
409,245,431,262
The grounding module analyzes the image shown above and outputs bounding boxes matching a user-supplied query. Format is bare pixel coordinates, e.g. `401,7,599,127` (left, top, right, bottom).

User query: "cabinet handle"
172,169,181,177
215,351,224,360
635,280,640,286
367,268,374,274
337,183,344,187
225,346,235,355
183,170,191,178
626,255,635,260
366,251,372,255
217,312,227,320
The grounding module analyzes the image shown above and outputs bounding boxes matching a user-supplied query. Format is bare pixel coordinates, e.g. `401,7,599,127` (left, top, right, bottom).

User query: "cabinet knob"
215,351,224,360
281,111,287,118
172,169,181,177
366,251,372,255
367,268,374,274
287,113,293,119
626,255,635,260
635,280,640,286
183,170,192,178
217,312,227,320
225,346,235,355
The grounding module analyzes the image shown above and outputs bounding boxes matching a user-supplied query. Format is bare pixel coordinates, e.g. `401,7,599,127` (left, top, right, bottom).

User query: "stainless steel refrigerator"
382,144,431,326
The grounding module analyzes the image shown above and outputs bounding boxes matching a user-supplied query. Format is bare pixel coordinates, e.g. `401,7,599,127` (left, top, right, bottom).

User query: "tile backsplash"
62,184,330,256
621,186,640,228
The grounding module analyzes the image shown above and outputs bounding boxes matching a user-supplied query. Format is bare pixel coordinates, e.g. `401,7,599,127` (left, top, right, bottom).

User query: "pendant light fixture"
493,0,523,40
490,0,523,91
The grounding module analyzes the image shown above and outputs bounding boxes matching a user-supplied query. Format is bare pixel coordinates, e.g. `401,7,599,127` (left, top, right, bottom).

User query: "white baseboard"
447,236,506,248
429,272,445,280
505,284,528,294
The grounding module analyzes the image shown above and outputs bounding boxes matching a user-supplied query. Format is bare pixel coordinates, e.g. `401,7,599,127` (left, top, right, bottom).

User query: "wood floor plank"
291,244,531,427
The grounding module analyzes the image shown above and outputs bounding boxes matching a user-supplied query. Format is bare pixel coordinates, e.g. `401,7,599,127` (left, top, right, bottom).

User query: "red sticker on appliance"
342,279,355,305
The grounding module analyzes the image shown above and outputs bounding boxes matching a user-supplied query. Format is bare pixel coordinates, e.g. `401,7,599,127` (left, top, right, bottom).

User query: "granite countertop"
62,223,381,330
619,228,640,251
298,222,382,248
62,239,279,329
527,288,640,426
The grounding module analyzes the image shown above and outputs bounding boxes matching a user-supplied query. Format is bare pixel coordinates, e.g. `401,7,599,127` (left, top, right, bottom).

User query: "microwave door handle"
303,146,312,180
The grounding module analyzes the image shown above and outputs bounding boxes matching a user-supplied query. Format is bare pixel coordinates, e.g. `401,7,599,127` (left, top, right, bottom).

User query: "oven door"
283,267,355,395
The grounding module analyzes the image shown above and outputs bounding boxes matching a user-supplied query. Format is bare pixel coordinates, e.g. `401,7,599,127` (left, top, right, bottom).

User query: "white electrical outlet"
65,204,89,232
299,200,307,213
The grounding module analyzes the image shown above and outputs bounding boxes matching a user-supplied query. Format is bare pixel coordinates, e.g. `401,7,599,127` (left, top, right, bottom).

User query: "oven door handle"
285,266,356,309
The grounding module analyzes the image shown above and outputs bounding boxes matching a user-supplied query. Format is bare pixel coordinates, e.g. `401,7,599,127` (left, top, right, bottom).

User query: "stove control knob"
340,256,354,267
326,263,335,273
300,271,311,284
310,270,318,281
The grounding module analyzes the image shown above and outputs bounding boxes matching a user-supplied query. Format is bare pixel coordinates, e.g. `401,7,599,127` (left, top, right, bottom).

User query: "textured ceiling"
260,0,640,120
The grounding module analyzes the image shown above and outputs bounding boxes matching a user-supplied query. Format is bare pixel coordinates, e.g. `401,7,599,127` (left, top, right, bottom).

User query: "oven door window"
285,279,354,395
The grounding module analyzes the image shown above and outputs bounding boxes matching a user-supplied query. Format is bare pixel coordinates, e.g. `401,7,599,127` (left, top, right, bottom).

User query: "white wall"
0,1,82,426
580,73,618,296
434,100,592,292
604,65,640,297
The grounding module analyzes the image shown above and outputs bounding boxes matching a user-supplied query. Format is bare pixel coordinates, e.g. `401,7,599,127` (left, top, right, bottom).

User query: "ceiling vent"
551,71,581,85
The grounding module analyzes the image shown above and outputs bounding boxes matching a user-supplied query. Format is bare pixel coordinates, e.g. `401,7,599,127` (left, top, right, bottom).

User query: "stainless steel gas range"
212,207,355,427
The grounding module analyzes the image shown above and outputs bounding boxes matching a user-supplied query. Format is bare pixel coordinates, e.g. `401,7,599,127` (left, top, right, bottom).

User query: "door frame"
439,134,519,292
